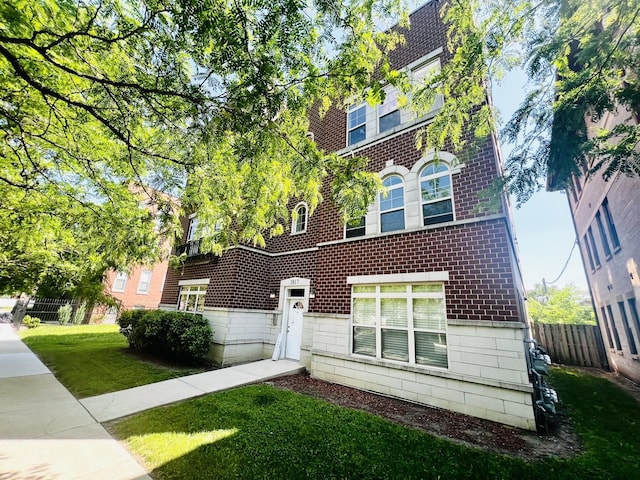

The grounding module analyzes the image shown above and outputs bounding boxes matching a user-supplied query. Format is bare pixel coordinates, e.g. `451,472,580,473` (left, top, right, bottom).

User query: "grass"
108,368,640,480
19,324,205,398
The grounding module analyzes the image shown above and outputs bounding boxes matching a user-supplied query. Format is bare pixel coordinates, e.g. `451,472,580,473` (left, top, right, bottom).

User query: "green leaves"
417,0,640,204
1,0,408,293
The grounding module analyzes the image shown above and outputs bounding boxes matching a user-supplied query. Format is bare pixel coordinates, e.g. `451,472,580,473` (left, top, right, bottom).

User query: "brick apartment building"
99,189,173,322
552,108,640,384
160,2,536,429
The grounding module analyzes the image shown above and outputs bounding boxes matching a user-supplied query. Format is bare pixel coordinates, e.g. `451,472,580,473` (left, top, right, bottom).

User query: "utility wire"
543,240,578,293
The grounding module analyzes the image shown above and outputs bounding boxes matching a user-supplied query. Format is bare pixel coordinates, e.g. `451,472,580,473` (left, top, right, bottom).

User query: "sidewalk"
0,323,303,479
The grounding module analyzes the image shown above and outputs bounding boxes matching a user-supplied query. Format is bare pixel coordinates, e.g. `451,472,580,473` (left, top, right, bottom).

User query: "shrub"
72,303,86,325
58,304,72,325
22,315,41,329
118,309,212,365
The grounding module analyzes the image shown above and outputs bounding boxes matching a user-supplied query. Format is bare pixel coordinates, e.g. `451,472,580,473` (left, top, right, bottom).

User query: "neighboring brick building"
160,2,535,429
98,190,173,322
551,107,640,383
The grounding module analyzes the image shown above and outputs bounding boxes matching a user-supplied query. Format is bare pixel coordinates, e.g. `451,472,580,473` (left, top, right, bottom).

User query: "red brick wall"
313,219,519,321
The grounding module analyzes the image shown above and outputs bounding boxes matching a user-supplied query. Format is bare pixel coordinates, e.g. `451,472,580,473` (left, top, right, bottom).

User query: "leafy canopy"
0,0,408,294
418,0,640,204
528,283,596,325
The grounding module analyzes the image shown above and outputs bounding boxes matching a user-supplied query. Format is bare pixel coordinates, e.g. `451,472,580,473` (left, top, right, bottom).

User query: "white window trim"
347,103,367,146
136,270,153,295
377,87,400,134
187,215,199,242
379,175,406,234
350,282,449,368
347,272,449,284
291,202,308,235
177,284,207,313
419,161,455,226
178,278,211,286
112,272,128,293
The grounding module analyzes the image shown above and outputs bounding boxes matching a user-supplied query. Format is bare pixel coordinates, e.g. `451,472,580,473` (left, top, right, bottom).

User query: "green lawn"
109,368,640,480
19,325,205,398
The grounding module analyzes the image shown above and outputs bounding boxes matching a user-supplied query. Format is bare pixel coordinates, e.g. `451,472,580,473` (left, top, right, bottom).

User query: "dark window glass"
583,236,595,271
595,211,612,258
379,110,401,133
381,210,405,233
346,217,366,238
602,198,620,250
618,302,638,355
606,304,623,351
423,199,453,226
348,125,366,145
587,226,601,268
600,307,614,349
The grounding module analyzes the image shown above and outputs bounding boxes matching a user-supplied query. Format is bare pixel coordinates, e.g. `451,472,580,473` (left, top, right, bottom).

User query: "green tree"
0,0,407,294
416,0,640,204
528,284,596,325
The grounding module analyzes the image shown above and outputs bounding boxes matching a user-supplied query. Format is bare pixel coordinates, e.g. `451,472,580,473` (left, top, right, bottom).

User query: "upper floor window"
137,270,152,294
345,216,366,239
379,175,405,233
112,272,128,293
586,226,601,269
378,89,400,133
594,211,612,259
187,215,199,242
420,162,453,225
601,198,620,251
347,104,367,145
292,203,308,234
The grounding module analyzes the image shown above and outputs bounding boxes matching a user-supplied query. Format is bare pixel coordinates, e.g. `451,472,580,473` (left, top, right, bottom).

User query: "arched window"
291,203,308,234
420,162,453,226
379,175,405,232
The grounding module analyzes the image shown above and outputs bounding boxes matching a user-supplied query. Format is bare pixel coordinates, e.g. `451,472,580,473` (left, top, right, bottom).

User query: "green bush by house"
118,310,212,365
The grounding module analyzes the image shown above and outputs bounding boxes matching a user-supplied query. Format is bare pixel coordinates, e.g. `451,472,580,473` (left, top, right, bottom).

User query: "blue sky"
492,70,589,291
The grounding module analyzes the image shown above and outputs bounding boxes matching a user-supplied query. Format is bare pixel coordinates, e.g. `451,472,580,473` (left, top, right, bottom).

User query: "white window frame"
177,284,207,313
347,103,367,146
419,162,455,226
136,270,153,295
291,202,308,234
112,272,128,293
379,175,405,233
187,215,200,242
378,88,400,134
350,283,448,368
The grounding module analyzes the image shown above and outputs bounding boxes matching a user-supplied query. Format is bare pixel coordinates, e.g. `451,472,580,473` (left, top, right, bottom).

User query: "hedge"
118,310,212,365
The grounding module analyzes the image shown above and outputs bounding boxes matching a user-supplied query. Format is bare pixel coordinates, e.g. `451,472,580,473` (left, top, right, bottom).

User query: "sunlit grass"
109,370,640,479
126,429,238,469
20,325,205,398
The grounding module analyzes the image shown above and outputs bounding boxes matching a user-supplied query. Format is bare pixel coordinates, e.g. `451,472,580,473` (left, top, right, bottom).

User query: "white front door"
285,300,304,360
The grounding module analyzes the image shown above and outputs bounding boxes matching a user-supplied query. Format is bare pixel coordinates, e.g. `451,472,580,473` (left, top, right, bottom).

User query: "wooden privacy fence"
531,322,609,369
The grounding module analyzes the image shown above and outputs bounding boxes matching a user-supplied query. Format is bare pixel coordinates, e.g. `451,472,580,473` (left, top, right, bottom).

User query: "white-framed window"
178,284,207,313
187,215,199,242
347,104,367,145
291,203,308,234
137,270,153,294
112,272,128,293
379,175,405,233
378,89,400,133
351,283,448,368
420,162,454,225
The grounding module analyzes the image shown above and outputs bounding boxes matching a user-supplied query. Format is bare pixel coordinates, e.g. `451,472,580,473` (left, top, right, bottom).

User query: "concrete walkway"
0,323,303,479
81,359,304,422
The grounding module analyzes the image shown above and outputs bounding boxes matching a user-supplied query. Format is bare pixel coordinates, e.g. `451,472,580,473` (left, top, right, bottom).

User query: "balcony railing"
175,239,201,257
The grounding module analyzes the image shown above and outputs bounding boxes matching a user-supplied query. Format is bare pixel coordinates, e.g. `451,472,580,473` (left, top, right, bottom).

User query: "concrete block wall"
309,313,535,430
